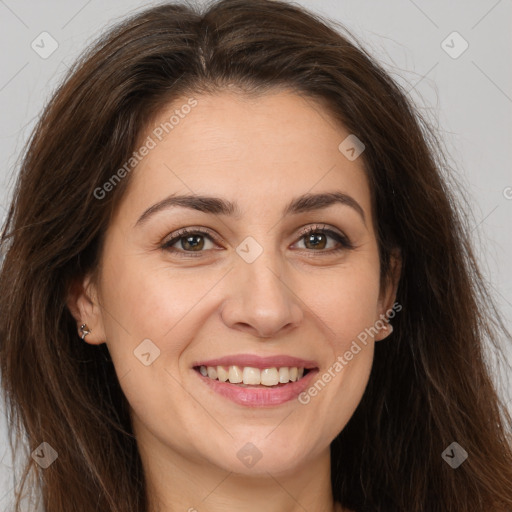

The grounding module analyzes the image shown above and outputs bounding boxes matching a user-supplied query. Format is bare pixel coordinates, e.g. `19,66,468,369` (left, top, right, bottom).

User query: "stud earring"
79,323,91,340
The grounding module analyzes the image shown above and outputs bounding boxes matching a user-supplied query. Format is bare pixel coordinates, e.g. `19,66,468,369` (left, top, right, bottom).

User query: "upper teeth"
199,365,305,386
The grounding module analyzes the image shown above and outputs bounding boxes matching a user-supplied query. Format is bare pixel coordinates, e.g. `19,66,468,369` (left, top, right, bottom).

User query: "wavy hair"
1,0,511,510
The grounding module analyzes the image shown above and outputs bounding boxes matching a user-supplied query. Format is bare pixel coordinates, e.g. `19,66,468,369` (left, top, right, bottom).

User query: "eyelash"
160,224,355,258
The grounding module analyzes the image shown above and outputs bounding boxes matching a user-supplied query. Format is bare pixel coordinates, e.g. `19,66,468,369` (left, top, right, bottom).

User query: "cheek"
98,231,170,333
97,242,226,371
299,258,382,350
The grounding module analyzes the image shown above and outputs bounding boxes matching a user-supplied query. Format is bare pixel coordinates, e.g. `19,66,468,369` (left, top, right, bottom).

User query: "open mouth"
193,365,313,388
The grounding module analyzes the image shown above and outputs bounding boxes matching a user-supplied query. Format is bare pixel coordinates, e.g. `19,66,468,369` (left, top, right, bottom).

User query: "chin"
199,435,318,477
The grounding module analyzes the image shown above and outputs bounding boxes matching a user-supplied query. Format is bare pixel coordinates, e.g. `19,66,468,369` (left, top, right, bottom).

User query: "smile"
197,365,307,386
192,354,319,407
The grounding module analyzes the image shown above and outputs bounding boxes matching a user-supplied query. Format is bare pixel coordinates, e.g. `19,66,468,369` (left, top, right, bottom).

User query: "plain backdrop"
0,0,511,509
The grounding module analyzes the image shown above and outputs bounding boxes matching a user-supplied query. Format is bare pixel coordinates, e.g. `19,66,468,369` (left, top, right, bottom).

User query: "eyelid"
161,226,224,246
293,223,355,250
160,223,354,255
296,223,342,239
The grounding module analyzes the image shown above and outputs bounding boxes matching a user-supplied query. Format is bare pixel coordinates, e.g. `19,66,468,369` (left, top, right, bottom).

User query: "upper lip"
192,353,318,370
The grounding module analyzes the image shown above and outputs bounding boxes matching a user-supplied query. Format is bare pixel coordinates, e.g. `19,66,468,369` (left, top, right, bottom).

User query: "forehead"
118,89,372,223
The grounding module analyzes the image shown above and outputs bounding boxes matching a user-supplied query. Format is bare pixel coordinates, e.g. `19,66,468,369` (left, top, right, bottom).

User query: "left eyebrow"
134,191,366,227
284,191,366,225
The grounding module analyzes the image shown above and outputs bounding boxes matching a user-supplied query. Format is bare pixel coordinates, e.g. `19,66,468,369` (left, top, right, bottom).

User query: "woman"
1,0,511,511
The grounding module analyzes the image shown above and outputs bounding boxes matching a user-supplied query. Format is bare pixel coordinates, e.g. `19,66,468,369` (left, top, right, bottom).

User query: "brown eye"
161,228,217,256
294,226,353,253
303,232,328,250
178,234,205,251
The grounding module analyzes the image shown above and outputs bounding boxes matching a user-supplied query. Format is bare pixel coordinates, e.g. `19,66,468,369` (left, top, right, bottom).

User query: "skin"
69,89,400,512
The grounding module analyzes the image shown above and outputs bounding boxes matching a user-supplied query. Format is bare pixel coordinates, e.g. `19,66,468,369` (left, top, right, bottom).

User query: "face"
72,89,398,477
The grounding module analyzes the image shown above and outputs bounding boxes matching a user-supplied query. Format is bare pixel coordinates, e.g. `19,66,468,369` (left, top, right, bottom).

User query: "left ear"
375,249,402,341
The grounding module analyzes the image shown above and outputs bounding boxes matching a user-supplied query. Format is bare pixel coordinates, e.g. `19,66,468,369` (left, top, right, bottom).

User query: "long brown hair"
1,1,511,510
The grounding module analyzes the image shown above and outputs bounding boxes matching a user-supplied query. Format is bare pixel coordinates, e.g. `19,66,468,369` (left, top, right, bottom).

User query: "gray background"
1,0,511,509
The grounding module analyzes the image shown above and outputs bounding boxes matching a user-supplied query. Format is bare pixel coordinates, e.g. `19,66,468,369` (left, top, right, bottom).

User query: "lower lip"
194,368,318,407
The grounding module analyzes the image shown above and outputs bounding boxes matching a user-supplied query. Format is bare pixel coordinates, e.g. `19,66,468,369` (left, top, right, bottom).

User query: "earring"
79,323,91,340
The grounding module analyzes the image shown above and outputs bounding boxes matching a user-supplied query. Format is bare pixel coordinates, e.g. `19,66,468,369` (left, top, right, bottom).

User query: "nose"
220,252,303,339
